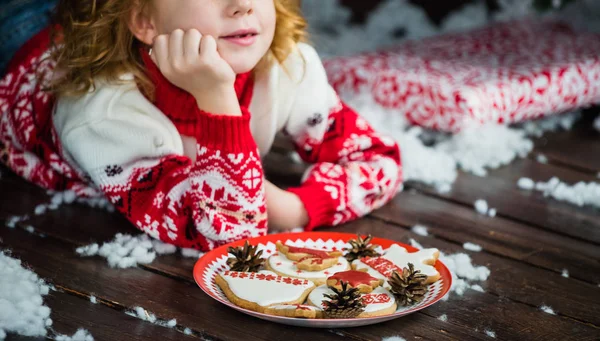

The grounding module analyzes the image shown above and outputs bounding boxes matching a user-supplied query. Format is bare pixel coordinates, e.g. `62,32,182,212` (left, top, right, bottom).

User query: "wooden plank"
12,290,199,341
412,158,600,244
0,228,350,341
321,219,600,328
533,111,600,173
371,190,600,284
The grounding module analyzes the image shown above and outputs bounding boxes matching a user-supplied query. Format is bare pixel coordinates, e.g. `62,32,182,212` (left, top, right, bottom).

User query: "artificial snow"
126,307,177,329
55,329,94,341
409,238,490,300
411,225,429,237
5,215,28,229
0,252,51,339
76,234,156,268
438,314,448,322
531,177,600,208
484,329,497,338
540,305,556,315
436,125,533,177
519,111,581,137
470,284,485,292
89,296,97,304
517,177,536,190
183,328,192,335
594,115,600,132
488,208,497,218
382,337,407,341
463,243,483,252
536,154,548,164
181,248,204,258
561,269,569,278
474,200,489,215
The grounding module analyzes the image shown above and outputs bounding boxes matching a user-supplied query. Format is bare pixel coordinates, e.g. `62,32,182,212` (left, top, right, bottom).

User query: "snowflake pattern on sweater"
0,27,402,250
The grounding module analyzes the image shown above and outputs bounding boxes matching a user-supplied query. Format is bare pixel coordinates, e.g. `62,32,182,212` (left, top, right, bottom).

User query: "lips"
221,29,259,46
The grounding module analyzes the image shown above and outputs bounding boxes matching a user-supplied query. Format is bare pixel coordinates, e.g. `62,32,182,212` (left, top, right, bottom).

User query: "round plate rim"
193,231,452,325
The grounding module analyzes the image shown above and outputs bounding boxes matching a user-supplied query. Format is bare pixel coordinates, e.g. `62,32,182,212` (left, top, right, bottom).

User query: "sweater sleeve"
283,44,403,230
58,89,267,251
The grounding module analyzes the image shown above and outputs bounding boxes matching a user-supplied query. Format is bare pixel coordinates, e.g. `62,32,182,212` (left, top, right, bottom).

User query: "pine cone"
226,241,265,272
388,263,428,306
344,234,381,262
323,281,366,319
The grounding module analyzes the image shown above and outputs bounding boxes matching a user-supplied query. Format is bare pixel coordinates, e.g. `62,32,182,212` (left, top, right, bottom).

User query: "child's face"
146,0,276,74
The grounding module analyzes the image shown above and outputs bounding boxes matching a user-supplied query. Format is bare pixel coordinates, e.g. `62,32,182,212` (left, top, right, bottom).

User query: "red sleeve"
286,101,402,230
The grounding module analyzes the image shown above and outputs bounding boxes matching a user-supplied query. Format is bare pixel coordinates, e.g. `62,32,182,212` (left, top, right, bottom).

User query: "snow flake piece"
474,199,488,215
540,305,556,315
438,314,448,322
561,269,569,278
55,329,94,341
484,329,496,338
382,337,407,341
518,177,535,190
411,225,429,236
463,242,482,252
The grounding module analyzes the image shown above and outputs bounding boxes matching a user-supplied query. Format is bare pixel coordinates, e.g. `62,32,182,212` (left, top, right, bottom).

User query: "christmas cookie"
263,304,323,319
308,283,397,318
215,270,315,314
266,247,350,286
276,241,342,270
353,244,440,284
326,270,383,294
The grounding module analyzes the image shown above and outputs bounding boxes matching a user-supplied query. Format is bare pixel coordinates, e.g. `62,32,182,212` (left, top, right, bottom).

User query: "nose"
227,0,253,17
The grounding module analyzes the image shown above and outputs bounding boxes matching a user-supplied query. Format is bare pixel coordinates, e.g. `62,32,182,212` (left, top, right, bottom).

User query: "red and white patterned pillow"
323,19,600,132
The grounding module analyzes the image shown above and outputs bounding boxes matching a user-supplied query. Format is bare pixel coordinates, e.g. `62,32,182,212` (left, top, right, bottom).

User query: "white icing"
268,254,349,279
383,244,439,277
354,244,439,279
352,260,391,289
308,285,395,313
221,270,315,307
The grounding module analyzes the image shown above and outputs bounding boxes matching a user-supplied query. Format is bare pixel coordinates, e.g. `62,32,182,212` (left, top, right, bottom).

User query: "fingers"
199,35,217,59
183,29,202,61
152,34,169,70
169,29,184,65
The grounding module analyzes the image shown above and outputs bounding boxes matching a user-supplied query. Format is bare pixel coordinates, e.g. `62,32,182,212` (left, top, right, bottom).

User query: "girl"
0,0,402,250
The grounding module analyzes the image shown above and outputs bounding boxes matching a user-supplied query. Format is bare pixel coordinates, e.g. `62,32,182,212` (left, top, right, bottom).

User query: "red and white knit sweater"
0,28,402,250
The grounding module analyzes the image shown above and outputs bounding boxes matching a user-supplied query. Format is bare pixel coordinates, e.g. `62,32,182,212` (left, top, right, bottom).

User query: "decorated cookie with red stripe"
307,285,397,318
215,270,316,314
276,241,343,270
326,270,383,294
352,244,440,284
267,243,350,285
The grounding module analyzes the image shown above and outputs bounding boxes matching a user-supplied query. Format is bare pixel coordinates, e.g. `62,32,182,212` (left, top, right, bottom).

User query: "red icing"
362,293,391,305
361,257,403,278
223,271,310,286
329,270,379,287
293,304,312,311
287,246,331,259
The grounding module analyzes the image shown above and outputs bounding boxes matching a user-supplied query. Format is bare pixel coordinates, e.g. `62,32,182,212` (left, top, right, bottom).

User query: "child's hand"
265,181,309,231
151,29,241,115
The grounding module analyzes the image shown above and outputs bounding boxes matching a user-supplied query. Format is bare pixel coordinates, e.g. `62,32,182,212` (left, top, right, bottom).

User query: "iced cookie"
276,241,342,271
263,304,323,319
266,249,350,286
215,270,315,314
353,244,440,284
308,285,397,318
326,270,383,294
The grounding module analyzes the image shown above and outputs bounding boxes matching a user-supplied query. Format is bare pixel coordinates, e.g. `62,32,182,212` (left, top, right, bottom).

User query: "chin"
227,58,261,74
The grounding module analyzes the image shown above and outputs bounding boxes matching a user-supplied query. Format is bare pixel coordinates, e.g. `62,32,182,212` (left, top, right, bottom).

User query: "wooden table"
1,111,599,340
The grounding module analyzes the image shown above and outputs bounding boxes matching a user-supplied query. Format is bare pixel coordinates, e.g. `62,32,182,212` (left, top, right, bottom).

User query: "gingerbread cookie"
307,285,397,318
267,247,350,286
263,304,323,319
276,241,342,270
326,270,383,294
353,244,440,284
215,270,315,314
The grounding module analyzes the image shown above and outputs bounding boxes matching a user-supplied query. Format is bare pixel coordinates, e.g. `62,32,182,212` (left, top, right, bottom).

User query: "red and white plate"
193,232,452,328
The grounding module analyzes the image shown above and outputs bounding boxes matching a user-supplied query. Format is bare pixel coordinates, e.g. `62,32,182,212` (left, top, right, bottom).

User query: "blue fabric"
0,0,57,73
